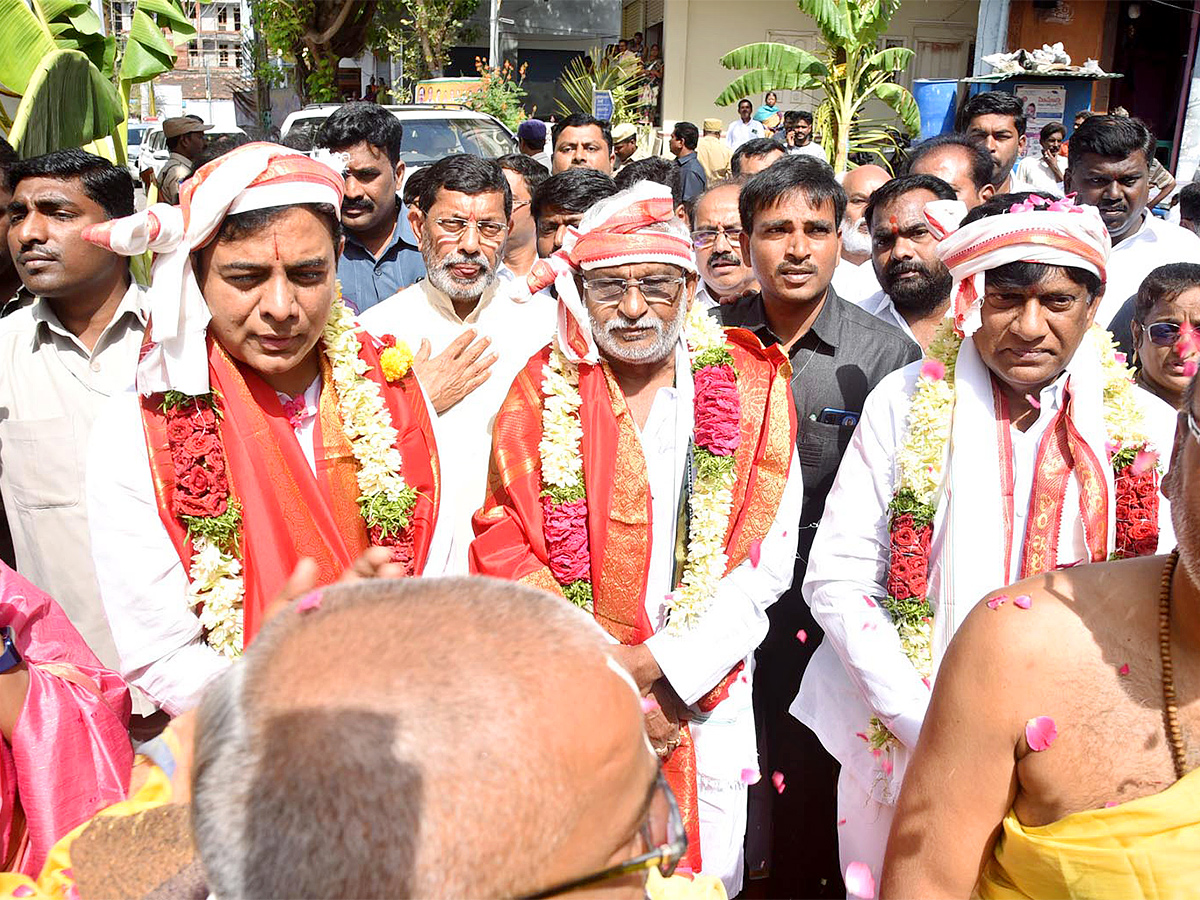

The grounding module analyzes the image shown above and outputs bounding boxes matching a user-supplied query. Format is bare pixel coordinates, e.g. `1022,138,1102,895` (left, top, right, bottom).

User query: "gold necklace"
1160,549,1189,781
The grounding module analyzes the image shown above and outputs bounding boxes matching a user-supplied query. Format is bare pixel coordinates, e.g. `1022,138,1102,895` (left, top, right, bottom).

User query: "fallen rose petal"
855,731,869,742
1105,800,1118,808
845,861,876,899
1025,715,1058,751
1114,352,1127,364
749,539,762,568
922,676,931,689
296,591,323,613
1131,449,1159,476
640,696,660,714
837,817,847,826
986,594,1008,610
1013,594,1032,610
1025,393,1041,409
796,629,808,643
870,747,881,759
864,594,877,608
861,621,876,631
771,771,786,793
741,767,761,785
881,757,894,775
1119,663,1130,676
1186,360,1199,378
13,887,33,898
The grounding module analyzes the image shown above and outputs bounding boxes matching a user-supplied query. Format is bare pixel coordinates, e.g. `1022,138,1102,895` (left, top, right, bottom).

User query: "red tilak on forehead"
889,215,899,235
273,229,281,261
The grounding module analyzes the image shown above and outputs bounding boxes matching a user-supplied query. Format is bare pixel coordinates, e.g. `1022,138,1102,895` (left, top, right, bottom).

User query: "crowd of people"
0,84,1197,899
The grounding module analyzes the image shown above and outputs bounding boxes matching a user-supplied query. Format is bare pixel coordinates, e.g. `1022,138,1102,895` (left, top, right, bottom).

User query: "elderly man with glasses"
684,177,758,310
362,155,556,574
471,180,803,897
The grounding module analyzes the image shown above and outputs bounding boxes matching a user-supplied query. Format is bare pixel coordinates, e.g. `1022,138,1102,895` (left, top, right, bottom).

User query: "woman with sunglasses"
1129,263,1200,409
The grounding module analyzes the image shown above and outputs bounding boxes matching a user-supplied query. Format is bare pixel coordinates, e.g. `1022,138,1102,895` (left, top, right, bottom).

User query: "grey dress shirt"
718,287,920,558
336,198,426,313
674,152,707,204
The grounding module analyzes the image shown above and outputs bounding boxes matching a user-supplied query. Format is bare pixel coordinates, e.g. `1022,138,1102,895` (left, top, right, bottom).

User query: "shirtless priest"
882,375,1200,899
83,144,450,715
469,181,803,896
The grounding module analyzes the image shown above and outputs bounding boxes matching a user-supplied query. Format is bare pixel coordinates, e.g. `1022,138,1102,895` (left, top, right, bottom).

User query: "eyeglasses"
982,293,1085,315
690,226,744,249
433,217,508,243
519,770,687,899
581,275,686,307
1147,321,1192,347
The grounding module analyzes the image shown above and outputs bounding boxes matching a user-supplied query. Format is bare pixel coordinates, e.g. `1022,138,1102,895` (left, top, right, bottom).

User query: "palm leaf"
873,82,920,137
556,50,640,125
715,69,824,107
9,48,124,156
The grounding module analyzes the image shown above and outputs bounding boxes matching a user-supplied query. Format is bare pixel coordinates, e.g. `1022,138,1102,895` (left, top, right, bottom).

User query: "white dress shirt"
0,282,150,704
858,290,917,345
88,358,452,715
1100,213,1200,327
791,356,1178,803
725,119,765,150
1015,156,1065,197
831,257,881,306
361,276,557,573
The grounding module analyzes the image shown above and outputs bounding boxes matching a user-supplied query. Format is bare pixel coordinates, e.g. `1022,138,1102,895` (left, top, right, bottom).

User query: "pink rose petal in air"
864,594,877,608
1119,663,1130,676
920,358,946,381
1114,352,1127,365
1025,393,1041,409
845,861,877,899
749,539,762,568
1025,716,1058,751
796,629,808,643
741,767,762,785
986,594,1008,610
296,591,323,613
1131,449,1159,476
640,696,660,714
771,771,786,793
1013,594,1032,610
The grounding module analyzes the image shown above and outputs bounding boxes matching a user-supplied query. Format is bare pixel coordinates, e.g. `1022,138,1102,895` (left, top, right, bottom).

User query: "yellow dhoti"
975,769,1200,899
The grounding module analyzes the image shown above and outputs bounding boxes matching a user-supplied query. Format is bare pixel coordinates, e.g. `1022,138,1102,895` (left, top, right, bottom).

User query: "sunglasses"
1147,322,1194,347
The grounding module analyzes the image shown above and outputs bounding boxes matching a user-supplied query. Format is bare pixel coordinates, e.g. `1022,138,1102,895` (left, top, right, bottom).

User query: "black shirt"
674,152,707,204
719,287,920,560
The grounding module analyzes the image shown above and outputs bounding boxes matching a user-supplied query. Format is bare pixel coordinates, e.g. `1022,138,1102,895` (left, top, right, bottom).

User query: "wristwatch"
0,628,21,674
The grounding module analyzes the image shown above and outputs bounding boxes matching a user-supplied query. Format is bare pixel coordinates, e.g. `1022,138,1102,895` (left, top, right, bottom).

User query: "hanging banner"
1014,84,1066,157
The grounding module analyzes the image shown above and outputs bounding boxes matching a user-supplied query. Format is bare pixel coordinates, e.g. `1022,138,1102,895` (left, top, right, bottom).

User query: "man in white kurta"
360,155,557,573
791,195,1179,887
469,182,803,897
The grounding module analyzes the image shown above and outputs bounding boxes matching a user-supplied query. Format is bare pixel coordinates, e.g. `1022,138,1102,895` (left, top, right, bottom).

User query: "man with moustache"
859,174,957,349
315,102,425,313
551,113,615,175
831,165,889,305
532,167,618,259
472,180,803,896
496,154,548,281
362,155,556,573
907,133,996,211
0,149,159,717
960,92,1035,196
718,156,918,898
1065,115,1200,328
686,178,757,309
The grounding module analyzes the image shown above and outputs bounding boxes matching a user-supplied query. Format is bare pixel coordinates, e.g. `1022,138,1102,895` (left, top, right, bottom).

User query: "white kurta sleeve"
802,371,931,750
87,392,229,716
645,447,803,706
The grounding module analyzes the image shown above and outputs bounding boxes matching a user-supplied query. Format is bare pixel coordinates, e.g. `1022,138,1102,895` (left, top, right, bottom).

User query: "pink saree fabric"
0,563,132,876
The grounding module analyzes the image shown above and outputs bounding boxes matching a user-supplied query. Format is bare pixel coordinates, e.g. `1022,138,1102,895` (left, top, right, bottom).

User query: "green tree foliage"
370,0,480,88
556,48,639,125
461,58,528,130
716,0,920,172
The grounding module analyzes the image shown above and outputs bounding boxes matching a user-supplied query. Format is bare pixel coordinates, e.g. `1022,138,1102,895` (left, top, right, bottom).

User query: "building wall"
1007,0,1115,109
661,0,980,133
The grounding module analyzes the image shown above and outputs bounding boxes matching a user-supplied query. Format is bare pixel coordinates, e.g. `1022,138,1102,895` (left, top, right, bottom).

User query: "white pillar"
661,0,690,133
972,0,1011,76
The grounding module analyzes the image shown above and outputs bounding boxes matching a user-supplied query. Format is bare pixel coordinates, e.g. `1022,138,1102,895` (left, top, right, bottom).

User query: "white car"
138,123,248,180
279,105,517,174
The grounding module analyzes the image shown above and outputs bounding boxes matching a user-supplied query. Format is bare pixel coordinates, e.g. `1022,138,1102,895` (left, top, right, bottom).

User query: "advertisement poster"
1014,84,1066,157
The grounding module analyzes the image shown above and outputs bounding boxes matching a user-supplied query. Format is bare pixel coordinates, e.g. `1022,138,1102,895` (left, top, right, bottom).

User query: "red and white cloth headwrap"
925,193,1111,337
527,181,696,363
82,142,345,395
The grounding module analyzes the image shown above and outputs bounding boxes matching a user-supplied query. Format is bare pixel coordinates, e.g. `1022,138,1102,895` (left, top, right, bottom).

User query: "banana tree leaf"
719,42,829,78
797,0,851,45
873,82,920,137
855,0,903,47
9,49,124,157
861,47,915,74
136,0,197,41
716,69,824,107
0,0,57,94
119,39,176,85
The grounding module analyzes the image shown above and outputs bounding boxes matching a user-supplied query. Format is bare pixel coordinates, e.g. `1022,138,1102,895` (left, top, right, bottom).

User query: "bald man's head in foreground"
191,577,658,899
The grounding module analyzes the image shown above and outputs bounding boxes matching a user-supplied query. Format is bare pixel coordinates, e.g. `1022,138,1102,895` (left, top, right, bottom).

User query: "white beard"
840,216,873,257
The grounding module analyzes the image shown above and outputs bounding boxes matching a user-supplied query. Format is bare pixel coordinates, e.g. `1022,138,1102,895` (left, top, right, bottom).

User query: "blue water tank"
913,78,959,140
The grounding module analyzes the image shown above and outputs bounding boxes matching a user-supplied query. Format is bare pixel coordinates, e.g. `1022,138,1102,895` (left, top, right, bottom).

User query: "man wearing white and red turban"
83,143,451,715
791,193,1180,884
470,182,803,896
